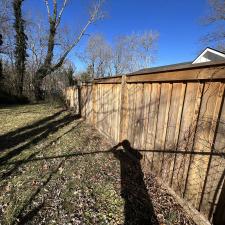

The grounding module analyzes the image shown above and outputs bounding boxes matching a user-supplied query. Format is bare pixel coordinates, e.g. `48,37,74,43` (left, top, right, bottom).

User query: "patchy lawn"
0,104,195,225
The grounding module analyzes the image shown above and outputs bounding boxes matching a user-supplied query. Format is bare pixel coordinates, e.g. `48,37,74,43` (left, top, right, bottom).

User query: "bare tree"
0,0,18,95
33,0,104,100
201,0,225,51
0,0,12,35
112,35,132,75
81,34,112,78
0,0,14,61
112,31,159,75
80,31,159,78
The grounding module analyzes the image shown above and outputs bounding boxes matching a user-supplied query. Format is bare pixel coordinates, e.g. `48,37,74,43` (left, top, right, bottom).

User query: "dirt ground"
0,104,195,225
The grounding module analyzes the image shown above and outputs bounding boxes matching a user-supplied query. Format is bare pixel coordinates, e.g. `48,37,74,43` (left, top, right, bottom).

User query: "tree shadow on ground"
0,109,82,224
0,109,65,151
0,113,80,163
0,111,80,180
112,140,159,225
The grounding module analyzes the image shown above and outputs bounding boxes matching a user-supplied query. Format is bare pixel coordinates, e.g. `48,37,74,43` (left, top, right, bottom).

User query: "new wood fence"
65,61,225,224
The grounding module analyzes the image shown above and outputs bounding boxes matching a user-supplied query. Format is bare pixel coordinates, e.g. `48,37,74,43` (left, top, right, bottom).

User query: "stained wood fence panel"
65,62,225,224
162,83,186,184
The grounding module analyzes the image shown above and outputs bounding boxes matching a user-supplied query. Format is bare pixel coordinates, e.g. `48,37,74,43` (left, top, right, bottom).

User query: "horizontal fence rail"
65,61,225,225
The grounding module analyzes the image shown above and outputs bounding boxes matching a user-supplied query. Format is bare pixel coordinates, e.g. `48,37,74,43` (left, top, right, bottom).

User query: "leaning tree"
33,0,104,100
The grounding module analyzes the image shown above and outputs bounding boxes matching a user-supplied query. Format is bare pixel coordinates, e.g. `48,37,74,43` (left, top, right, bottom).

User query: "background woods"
0,0,224,103
0,0,159,102
78,32,159,79
0,0,104,102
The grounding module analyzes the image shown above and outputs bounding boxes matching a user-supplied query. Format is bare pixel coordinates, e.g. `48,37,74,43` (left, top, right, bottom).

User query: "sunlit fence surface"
65,61,225,224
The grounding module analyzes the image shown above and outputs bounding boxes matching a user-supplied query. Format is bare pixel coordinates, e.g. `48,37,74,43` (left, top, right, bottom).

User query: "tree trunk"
33,74,44,101
17,69,24,96
13,0,27,98
0,59,2,81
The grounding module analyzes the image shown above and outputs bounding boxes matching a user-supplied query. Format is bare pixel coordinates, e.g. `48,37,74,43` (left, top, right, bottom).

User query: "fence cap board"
93,77,122,84
92,61,225,84
128,60,225,76
126,65,225,83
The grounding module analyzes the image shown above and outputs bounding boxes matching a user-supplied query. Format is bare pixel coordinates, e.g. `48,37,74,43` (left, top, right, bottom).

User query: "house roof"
127,60,225,76
129,61,192,75
192,47,225,64
129,47,225,76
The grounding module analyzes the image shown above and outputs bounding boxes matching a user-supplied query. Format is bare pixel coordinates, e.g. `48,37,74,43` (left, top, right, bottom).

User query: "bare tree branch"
52,0,104,71
33,0,105,100
204,0,225,24
44,0,51,22
52,0,57,22
201,0,225,51
56,0,68,28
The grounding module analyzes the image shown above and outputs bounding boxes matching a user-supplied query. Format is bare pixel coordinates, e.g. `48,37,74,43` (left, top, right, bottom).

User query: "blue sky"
25,0,213,71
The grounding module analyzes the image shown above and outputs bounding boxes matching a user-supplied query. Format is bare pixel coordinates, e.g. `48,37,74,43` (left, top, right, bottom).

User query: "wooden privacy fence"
65,61,225,224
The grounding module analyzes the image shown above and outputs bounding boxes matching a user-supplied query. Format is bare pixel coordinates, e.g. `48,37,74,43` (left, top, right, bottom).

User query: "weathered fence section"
65,86,79,114
66,61,225,224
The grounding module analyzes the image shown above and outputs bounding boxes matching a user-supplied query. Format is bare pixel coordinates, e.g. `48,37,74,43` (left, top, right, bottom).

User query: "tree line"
0,0,104,101
0,0,224,102
78,32,158,81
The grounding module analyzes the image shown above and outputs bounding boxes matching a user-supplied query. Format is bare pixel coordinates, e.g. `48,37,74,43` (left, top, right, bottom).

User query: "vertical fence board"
172,83,203,196
119,76,128,141
153,83,172,175
96,85,99,127
133,84,144,149
108,84,113,138
111,84,116,141
96,84,100,126
161,83,186,184
102,84,106,133
145,83,161,168
116,84,121,142
142,83,152,167
92,84,97,124
127,84,136,145
126,84,133,141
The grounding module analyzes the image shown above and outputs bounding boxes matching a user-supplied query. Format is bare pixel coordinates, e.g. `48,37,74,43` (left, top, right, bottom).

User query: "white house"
192,47,225,64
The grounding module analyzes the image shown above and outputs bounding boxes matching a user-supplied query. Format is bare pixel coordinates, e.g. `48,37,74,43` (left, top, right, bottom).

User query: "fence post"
119,75,128,142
